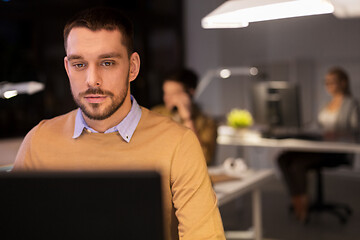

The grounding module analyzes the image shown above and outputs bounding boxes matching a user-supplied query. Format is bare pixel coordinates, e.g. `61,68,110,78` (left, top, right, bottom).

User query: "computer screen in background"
252,81,302,138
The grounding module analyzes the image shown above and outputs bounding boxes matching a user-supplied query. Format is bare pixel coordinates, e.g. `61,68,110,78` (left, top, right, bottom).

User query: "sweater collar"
72,95,142,143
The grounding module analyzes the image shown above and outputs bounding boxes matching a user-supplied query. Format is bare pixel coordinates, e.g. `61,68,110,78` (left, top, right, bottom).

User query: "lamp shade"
202,0,335,29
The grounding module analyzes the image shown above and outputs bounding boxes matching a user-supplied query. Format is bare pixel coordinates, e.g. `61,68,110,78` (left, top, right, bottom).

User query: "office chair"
307,160,353,224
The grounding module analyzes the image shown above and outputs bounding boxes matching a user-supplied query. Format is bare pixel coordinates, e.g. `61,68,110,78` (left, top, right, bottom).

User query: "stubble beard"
73,75,129,121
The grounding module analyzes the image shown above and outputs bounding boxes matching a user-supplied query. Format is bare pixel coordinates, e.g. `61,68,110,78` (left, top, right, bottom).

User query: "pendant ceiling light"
202,0,343,29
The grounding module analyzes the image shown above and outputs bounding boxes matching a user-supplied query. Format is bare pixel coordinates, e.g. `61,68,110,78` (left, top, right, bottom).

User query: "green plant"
227,109,253,128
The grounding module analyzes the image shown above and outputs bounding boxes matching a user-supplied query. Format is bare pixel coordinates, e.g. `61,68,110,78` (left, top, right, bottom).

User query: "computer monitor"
0,171,164,240
252,81,301,134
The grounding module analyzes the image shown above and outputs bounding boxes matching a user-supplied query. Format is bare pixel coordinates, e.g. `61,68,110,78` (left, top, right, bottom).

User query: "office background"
185,0,360,123
1,0,360,138
0,0,183,138
185,0,360,170
1,0,360,239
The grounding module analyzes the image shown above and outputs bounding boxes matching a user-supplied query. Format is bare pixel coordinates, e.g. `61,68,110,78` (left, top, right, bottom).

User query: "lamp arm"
0,81,45,99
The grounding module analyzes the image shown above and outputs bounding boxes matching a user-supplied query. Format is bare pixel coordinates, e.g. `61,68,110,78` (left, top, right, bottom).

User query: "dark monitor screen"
0,171,164,240
252,81,301,132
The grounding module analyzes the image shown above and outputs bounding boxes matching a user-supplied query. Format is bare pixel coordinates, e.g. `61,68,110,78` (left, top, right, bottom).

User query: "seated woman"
277,67,360,222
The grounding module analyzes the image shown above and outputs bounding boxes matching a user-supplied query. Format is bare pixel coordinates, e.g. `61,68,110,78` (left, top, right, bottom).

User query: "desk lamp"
0,81,44,99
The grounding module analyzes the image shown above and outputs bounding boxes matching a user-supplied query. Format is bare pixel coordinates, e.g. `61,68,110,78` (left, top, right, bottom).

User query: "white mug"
223,157,248,173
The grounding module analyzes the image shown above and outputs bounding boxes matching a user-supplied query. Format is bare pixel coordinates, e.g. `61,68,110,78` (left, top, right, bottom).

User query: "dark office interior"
1,0,360,239
0,0,183,138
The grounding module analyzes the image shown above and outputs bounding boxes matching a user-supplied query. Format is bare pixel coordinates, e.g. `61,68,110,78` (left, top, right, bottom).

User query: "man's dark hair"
164,69,198,92
63,7,134,57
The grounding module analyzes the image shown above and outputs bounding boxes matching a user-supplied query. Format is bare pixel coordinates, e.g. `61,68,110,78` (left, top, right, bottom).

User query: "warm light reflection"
3,90,18,99
220,69,231,79
250,67,259,76
202,0,334,29
232,0,334,23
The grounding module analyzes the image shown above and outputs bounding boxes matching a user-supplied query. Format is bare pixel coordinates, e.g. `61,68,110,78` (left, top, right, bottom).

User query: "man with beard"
13,7,225,240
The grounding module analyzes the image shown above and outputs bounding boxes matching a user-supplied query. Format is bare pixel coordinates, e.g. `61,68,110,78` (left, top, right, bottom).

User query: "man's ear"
187,88,196,98
129,52,140,82
64,56,70,77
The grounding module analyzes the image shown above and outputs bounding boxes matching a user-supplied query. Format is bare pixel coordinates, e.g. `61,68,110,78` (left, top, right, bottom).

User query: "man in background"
152,69,217,165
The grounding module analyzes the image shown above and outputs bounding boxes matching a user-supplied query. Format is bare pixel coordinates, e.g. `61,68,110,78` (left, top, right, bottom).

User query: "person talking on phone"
152,69,217,165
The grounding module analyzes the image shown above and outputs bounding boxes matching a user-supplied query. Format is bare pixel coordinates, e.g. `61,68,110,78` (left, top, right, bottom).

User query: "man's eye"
73,63,86,69
101,61,114,67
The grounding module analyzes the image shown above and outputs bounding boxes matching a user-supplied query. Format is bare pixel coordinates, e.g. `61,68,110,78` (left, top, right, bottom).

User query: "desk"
0,137,23,166
217,133,360,153
209,167,275,240
0,164,13,172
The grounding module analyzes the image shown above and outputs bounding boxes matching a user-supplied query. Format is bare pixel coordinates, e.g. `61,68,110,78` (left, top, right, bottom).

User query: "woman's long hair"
328,67,351,96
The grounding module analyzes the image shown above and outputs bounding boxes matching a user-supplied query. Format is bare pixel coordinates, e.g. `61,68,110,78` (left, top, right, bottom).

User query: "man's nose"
86,65,102,87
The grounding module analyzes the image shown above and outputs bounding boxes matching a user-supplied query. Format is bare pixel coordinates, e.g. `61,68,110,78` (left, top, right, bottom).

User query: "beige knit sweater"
13,107,225,240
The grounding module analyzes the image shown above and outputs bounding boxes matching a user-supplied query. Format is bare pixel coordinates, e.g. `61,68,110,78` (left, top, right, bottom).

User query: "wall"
185,0,360,119
185,0,360,167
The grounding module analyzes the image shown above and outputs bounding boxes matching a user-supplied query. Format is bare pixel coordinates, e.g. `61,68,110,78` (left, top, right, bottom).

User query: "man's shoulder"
17,109,78,153
140,107,188,133
32,109,78,135
193,107,217,127
150,104,166,112
150,104,171,117
138,107,201,152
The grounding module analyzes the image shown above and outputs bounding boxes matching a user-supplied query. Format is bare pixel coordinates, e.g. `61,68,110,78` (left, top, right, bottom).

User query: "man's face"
64,28,139,120
163,80,187,110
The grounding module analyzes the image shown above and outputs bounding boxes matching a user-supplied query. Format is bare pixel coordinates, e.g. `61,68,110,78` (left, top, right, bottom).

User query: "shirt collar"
72,95,142,143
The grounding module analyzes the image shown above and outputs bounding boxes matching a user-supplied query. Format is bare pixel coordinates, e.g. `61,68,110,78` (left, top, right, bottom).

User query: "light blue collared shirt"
72,95,142,143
